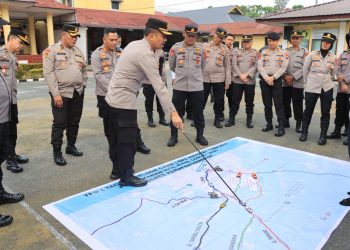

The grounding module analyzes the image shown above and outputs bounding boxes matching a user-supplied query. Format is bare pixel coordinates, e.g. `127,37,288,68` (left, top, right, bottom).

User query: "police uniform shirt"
258,47,289,80
303,50,336,94
0,46,17,104
105,38,175,113
232,48,259,85
284,46,308,88
227,46,237,80
0,73,10,123
337,49,350,93
169,41,206,91
43,41,87,98
91,46,119,96
143,49,167,85
203,42,231,85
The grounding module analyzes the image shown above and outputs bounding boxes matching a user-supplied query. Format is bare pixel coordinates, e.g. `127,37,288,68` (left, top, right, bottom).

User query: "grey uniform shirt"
232,48,259,85
284,46,308,88
105,38,175,113
203,42,231,85
169,41,206,92
336,50,350,93
0,73,10,123
303,50,336,94
258,48,289,80
0,46,17,104
43,41,87,98
143,49,167,84
91,46,119,96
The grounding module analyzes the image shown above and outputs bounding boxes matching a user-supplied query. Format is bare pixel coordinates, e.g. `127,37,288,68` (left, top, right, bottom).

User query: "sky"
155,0,334,13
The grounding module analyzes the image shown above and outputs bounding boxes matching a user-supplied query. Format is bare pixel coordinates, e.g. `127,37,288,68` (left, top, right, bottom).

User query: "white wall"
75,27,88,61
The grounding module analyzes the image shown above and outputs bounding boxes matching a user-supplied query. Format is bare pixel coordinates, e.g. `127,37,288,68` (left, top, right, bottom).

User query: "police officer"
300,33,337,145
106,18,183,187
142,48,170,127
167,24,208,147
258,32,288,136
0,17,24,227
283,30,308,133
203,27,231,128
0,29,30,173
327,32,350,140
229,35,259,128
224,33,238,127
43,24,87,166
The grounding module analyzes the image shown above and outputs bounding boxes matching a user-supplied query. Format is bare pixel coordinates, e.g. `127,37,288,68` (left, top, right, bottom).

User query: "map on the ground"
44,137,350,250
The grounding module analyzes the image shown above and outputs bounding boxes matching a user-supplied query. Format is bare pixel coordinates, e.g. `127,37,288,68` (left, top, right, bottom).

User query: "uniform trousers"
259,77,285,125
333,92,349,129
142,84,165,118
226,83,234,116
6,104,18,158
50,90,84,150
108,107,137,179
0,122,10,191
170,90,205,134
282,86,304,121
203,82,225,119
231,83,255,117
302,89,333,130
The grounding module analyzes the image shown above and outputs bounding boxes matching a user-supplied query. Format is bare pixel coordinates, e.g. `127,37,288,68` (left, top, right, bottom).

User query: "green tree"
239,5,276,18
274,0,290,12
292,4,304,9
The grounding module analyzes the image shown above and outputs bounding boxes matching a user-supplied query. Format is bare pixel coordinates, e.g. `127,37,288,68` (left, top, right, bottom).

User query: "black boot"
53,149,67,166
147,112,156,127
195,128,208,146
14,153,29,164
214,119,223,128
262,122,273,132
66,144,83,156
136,131,150,154
0,214,13,227
326,126,341,139
299,126,308,142
119,175,147,187
318,129,328,145
0,190,24,204
6,157,23,173
159,116,169,126
295,120,302,133
275,124,285,137
167,129,178,147
225,116,235,127
246,116,254,128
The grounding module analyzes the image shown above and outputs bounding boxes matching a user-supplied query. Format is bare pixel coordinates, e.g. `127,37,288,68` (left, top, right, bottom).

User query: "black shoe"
295,120,302,133
191,121,195,127
0,190,24,205
66,145,83,157
318,135,327,145
340,197,350,206
110,171,120,180
0,214,13,227
299,133,307,142
214,120,223,128
275,127,285,137
137,143,150,154
53,151,67,166
14,154,29,164
246,118,254,128
119,175,147,187
218,116,225,122
167,136,178,147
225,117,235,127
262,123,273,132
326,131,341,139
343,140,348,146
196,135,208,146
6,160,23,173
159,118,169,126
147,119,156,127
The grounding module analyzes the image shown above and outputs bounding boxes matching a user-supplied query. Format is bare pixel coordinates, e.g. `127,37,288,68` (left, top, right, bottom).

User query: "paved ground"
0,71,349,249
